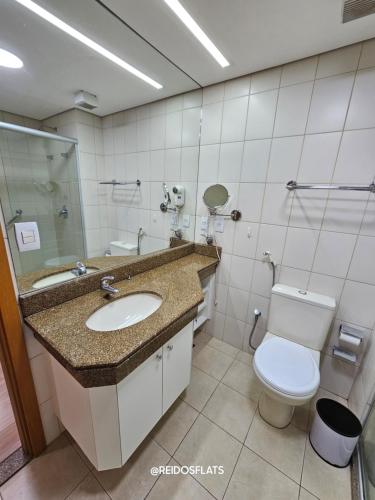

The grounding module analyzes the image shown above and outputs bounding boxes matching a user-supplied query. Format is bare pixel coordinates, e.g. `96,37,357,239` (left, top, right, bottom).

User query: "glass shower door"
0,129,86,277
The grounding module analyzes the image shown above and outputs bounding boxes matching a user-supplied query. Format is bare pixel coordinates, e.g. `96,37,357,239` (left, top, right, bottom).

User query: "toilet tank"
110,241,137,256
268,284,336,351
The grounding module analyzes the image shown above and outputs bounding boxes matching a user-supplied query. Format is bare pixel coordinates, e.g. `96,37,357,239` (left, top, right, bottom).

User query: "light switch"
22,230,36,244
15,222,40,252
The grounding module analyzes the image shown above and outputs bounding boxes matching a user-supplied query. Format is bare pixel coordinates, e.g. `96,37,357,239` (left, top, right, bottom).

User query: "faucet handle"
101,275,114,284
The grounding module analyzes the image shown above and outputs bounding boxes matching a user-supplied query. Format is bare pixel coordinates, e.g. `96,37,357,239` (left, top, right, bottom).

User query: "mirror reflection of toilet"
253,284,336,428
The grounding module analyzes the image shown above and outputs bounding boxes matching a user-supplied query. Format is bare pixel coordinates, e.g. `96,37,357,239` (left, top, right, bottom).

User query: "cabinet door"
118,347,163,463
162,322,193,413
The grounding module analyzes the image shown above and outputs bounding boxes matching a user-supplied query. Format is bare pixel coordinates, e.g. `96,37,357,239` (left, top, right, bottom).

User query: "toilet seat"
254,336,320,398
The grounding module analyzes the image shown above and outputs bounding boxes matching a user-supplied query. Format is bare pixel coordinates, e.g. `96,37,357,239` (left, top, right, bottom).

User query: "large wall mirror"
0,0,202,295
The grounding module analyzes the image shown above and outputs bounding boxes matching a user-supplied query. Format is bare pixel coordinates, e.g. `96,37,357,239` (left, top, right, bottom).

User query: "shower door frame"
0,121,82,459
0,231,45,457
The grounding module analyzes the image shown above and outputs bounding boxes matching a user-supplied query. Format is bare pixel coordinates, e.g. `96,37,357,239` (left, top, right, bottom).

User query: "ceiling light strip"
14,0,163,89
164,0,229,68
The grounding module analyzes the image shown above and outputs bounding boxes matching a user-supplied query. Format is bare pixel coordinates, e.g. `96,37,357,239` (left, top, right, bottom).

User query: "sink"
86,293,162,332
32,268,98,289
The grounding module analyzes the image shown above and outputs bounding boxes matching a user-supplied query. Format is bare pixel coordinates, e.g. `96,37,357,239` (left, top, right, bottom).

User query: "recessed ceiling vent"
343,0,375,22
74,90,98,110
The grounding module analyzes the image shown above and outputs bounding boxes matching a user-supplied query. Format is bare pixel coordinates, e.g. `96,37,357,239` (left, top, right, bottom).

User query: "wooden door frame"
0,231,45,457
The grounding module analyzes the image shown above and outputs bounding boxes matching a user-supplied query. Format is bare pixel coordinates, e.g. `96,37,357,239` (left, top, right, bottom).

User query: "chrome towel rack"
99,179,141,186
286,180,375,193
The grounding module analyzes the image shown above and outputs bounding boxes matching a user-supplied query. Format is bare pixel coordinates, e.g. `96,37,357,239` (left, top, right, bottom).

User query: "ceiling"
0,0,375,120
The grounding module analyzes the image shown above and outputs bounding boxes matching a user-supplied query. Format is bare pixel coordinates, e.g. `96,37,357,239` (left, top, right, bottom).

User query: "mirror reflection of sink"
86,293,162,332
32,268,98,289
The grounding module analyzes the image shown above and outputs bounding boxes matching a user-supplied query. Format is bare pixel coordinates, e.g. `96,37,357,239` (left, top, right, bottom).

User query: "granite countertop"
17,254,143,295
26,252,218,387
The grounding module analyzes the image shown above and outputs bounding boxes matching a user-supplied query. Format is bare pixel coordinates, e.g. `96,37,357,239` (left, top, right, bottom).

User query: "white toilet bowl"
253,333,320,428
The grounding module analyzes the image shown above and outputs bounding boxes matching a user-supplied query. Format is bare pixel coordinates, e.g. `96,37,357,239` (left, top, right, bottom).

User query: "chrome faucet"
71,261,87,276
100,276,119,296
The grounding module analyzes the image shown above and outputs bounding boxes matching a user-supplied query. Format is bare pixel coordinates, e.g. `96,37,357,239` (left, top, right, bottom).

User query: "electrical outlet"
200,216,208,233
170,213,177,226
214,216,225,233
182,215,190,228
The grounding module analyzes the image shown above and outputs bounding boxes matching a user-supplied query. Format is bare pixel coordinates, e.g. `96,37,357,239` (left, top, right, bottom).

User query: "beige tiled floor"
0,330,352,500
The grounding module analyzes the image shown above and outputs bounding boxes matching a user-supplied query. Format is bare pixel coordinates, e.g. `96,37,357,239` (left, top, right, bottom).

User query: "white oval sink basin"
86,293,162,332
32,268,97,289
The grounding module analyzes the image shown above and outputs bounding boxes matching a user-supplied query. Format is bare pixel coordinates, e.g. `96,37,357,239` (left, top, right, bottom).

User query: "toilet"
109,241,137,256
253,284,336,428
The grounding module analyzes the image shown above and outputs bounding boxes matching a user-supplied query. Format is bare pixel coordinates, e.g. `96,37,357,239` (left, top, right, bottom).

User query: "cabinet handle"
167,344,173,351
156,353,162,360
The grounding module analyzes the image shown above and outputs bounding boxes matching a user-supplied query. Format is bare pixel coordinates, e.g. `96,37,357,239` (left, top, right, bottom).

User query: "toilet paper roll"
339,331,361,352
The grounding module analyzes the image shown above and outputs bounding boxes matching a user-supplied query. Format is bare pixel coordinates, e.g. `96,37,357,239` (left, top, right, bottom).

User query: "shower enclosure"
0,121,86,279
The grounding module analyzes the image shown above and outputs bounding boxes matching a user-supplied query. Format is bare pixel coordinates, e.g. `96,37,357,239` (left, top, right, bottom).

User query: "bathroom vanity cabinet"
49,321,194,470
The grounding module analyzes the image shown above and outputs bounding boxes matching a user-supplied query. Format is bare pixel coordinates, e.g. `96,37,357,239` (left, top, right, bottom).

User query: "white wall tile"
348,236,375,285
165,111,182,148
181,146,199,182
238,183,265,222
200,102,223,145
316,44,361,79
183,89,202,109
261,184,293,225
322,191,368,234
223,316,247,349
221,96,248,142
360,198,375,237
241,139,271,182
198,144,220,182
245,90,278,140
307,73,354,133
226,287,250,322
229,256,254,291
312,231,357,278
203,83,225,104
274,82,313,136
308,273,344,303
297,132,341,183
346,68,375,130
150,115,166,150
255,223,287,263
320,354,358,398
281,56,318,87
278,266,310,289
224,76,250,99
333,129,375,183
182,107,201,147
289,190,328,229
250,67,281,93
267,136,303,183
218,142,243,182
282,227,319,270
233,221,259,258
251,260,275,298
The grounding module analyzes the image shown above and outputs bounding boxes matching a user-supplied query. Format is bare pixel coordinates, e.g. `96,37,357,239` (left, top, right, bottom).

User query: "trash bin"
310,398,362,467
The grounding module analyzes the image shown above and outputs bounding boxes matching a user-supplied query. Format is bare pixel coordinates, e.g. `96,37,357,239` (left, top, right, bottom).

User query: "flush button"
298,290,307,295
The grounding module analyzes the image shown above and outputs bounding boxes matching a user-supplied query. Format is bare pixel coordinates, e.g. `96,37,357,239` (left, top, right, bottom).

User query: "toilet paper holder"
332,324,364,364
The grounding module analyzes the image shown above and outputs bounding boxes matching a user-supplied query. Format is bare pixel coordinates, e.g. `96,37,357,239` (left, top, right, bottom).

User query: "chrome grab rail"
286,180,375,193
99,179,141,186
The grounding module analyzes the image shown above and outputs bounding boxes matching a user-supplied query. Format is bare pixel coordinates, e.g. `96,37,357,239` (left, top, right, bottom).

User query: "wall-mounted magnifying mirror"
203,184,229,212
203,184,241,221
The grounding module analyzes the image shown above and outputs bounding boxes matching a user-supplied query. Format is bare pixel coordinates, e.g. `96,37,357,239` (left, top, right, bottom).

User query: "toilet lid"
254,337,320,397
